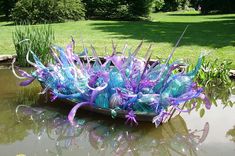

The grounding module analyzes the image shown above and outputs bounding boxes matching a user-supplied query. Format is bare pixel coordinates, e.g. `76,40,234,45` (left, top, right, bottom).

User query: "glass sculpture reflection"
16,106,209,156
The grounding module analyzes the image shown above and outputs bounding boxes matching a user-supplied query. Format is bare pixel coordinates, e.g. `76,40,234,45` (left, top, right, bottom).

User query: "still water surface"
0,67,234,156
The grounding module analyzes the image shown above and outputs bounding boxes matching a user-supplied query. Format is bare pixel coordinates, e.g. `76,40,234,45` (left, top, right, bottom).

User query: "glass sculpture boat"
13,40,211,127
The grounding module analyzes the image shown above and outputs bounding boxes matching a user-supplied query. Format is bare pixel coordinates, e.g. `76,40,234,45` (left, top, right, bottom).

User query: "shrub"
82,0,154,20
153,0,165,12
56,0,86,21
128,0,154,18
83,0,129,19
162,0,190,11
200,0,235,14
12,0,58,24
12,0,85,24
13,25,54,67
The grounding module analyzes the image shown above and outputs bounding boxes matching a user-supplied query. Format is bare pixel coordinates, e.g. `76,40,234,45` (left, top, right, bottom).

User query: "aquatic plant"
195,58,232,86
13,25,54,67
184,59,234,117
189,81,235,118
226,126,235,143
12,37,211,127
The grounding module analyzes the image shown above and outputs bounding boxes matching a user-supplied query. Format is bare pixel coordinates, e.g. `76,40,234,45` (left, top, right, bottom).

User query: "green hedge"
12,0,85,24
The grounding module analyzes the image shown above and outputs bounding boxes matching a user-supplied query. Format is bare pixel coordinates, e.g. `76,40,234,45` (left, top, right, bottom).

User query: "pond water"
0,67,234,156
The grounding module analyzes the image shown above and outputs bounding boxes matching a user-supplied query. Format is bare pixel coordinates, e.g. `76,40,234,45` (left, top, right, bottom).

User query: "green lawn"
0,11,235,67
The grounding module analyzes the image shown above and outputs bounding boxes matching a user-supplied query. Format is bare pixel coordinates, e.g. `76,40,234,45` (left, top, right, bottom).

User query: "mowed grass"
0,11,235,67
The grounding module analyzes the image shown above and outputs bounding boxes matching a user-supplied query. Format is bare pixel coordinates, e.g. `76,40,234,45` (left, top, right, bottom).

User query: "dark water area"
0,67,234,156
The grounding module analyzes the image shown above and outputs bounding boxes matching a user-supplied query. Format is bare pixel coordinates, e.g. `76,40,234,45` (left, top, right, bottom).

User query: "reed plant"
13,25,54,67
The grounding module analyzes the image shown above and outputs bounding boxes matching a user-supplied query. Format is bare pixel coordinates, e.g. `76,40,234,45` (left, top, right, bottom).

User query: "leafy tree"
0,0,17,18
189,0,200,9
200,0,235,14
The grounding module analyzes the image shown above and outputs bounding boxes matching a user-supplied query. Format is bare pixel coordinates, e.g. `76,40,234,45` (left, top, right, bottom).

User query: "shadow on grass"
0,22,15,26
206,16,235,20
167,13,202,16
89,18,235,48
168,12,235,16
0,15,15,26
0,15,8,22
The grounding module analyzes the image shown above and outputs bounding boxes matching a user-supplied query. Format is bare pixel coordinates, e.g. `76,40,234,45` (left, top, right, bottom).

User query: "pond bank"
0,54,16,62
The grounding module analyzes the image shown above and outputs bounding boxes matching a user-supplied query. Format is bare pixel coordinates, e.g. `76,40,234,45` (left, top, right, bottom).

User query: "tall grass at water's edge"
13,25,54,67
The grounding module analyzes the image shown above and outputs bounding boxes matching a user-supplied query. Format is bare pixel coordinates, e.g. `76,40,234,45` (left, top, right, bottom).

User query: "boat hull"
39,88,179,122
